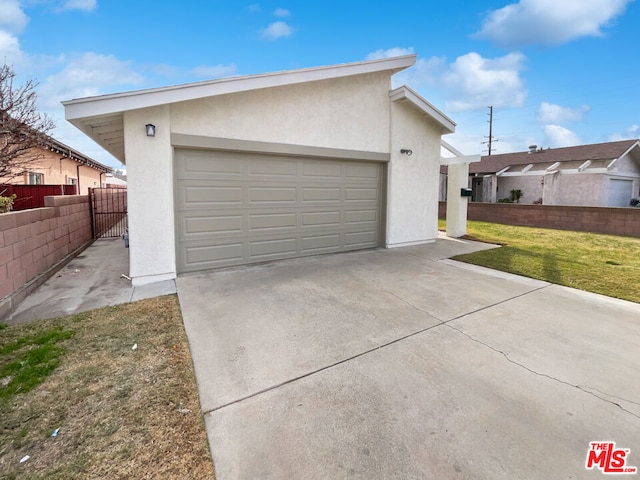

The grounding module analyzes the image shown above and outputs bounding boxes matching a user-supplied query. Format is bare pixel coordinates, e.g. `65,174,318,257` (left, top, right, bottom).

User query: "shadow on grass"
454,246,563,284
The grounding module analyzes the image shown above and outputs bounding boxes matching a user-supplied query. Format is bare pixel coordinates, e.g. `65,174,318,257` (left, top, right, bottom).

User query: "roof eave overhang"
63,55,417,121
390,85,456,135
63,55,417,164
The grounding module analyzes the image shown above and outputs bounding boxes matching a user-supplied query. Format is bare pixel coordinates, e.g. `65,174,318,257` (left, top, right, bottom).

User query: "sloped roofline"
389,85,456,134
45,136,112,173
63,55,417,120
469,139,640,174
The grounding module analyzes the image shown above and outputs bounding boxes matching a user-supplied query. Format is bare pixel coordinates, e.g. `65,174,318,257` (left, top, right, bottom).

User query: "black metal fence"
89,187,128,238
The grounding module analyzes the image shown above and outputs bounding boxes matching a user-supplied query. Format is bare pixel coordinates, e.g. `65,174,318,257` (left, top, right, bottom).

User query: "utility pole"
482,106,498,156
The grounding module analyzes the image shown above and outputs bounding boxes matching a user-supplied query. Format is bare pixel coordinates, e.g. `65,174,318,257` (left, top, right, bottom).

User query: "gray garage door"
608,178,633,207
175,148,384,273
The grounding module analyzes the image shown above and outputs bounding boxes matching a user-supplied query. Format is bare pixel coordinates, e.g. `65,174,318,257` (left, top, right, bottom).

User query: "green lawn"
439,219,640,303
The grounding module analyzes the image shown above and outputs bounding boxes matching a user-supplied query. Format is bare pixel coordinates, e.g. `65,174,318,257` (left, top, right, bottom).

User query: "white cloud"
608,124,640,141
537,102,590,123
442,52,527,111
0,29,24,65
260,21,292,40
248,4,261,13
0,0,28,34
38,52,144,108
368,49,527,112
544,124,581,147
475,0,633,48
58,0,97,11
274,7,290,17
366,47,415,60
190,63,237,79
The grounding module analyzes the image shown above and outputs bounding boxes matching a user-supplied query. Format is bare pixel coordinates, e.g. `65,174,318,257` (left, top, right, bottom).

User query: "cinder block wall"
438,202,640,237
0,195,92,318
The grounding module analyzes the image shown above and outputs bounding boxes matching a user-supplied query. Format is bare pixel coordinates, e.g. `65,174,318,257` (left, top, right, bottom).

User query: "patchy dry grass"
438,219,640,303
0,295,214,479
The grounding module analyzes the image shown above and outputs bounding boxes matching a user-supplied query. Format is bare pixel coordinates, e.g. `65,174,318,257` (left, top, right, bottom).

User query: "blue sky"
1,0,638,168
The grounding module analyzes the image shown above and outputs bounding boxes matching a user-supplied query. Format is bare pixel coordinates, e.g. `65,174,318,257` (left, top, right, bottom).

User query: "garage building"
63,55,456,285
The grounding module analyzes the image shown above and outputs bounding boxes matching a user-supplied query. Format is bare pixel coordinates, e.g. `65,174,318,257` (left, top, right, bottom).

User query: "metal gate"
89,187,128,238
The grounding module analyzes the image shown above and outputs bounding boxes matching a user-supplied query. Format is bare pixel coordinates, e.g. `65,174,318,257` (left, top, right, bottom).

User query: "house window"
67,177,78,185
28,172,44,185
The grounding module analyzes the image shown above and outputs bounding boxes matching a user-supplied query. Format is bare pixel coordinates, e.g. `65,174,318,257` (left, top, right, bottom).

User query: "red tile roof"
468,139,639,174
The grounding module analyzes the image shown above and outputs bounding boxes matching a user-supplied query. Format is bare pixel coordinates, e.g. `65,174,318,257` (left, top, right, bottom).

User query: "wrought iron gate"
89,187,128,238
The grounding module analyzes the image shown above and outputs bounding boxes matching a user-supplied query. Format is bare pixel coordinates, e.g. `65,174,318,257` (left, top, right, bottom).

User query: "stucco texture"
122,73,447,283
170,73,392,153
387,100,443,246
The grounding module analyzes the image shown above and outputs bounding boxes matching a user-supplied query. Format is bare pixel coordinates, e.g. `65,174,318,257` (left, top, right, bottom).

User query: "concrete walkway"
4,238,176,324
177,235,640,479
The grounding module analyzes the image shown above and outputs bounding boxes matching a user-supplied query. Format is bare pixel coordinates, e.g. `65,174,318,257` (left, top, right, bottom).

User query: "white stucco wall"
121,72,449,282
543,173,605,206
386,100,443,246
497,175,544,204
123,105,177,285
616,152,640,174
170,72,392,153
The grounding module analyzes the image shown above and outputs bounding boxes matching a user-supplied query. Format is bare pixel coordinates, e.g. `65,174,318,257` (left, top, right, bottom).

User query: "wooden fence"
1,184,77,211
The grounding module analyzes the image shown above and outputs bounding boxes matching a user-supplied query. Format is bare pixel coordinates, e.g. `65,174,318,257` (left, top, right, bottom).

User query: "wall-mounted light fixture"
145,124,156,137
400,148,413,156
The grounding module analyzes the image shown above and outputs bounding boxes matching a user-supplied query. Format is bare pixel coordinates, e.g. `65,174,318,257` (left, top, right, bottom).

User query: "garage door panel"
302,161,342,178
183,185,243,205
185,242,244,268
345,187,378,201
183,214,243,236
248,158,297,176
301,211,341,227
176,148,383,273
249,187,297,203
302,187,342,202
301,234,341,251
249,212,297,230
344,231,378,246
178,151,247,177
345,209,377,224
250,238,298,258
346,163,379,179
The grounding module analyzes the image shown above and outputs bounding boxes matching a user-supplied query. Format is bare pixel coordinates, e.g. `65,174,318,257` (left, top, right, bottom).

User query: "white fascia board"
63,55,417,120
618,140,640,159
496,166,510,176
440,155,481,165
546,162,561,171
391,85,456,134
521,163,534,173
441,139,464,157
607,158,618,170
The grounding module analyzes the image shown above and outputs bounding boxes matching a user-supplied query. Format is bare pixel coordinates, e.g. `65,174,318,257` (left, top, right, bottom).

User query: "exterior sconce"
400,148,413,156
145,124,156,137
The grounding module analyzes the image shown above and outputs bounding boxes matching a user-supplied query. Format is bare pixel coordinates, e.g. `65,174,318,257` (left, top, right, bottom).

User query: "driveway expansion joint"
203,284,555,416
445,323,640,421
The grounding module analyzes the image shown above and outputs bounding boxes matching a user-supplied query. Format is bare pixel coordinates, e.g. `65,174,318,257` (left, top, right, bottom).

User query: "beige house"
1,138,112,195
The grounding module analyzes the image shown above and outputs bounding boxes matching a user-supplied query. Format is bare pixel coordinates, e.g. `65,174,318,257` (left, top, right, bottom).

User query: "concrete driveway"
177,235,640,479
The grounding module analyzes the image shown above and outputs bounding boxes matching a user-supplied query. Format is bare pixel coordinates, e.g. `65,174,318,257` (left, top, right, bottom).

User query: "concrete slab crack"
205,282,552,415
445,323,640,421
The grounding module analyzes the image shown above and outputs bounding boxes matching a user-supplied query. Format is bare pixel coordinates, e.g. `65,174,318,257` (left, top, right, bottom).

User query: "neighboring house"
441,140,640,206
0,137,112,195
63,55,457,286
105,173,127,187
